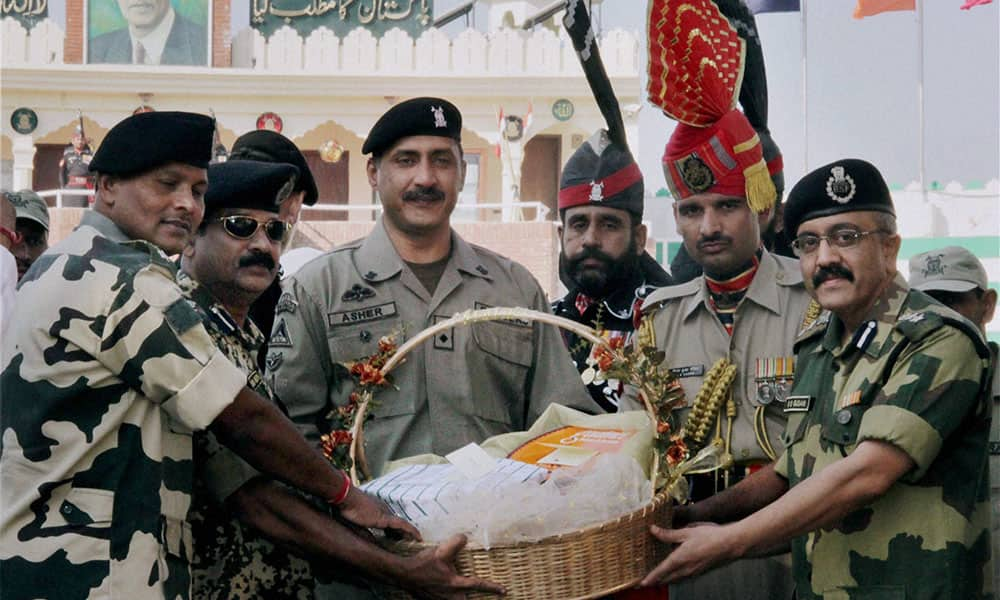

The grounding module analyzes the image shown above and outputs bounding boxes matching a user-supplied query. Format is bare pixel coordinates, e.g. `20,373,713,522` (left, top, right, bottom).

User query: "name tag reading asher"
784,395,812,413
329,302,397,326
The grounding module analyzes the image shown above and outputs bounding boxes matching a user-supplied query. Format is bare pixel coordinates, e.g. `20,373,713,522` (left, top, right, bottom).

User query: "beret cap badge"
679,154,715,193
825,166,856,204
431,106,448,128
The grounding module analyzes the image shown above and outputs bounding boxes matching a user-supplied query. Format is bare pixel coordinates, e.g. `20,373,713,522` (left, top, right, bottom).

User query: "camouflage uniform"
0,210,246,599
776,273,993,599
177,271,315,600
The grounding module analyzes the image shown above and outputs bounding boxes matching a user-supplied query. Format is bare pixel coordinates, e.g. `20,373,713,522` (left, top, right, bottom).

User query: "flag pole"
800,0,809,173
917,0,927,201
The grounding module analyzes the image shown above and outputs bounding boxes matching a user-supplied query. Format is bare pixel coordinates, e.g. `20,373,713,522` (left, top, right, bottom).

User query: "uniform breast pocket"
465,321,534,425
820,404,867,450
471,321,533,368
328,321,412,417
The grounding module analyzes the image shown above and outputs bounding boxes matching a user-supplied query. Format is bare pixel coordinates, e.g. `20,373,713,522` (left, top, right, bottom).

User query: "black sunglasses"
212,215,291,243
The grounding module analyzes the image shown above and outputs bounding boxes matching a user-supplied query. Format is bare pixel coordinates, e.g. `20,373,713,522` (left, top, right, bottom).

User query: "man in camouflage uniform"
0,111,416,600
643,158,994,600
182,159,502,599
908,245,999,589
551,0,672,413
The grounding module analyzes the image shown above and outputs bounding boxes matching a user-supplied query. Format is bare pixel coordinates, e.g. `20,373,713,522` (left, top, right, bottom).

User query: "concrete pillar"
12,135,36,190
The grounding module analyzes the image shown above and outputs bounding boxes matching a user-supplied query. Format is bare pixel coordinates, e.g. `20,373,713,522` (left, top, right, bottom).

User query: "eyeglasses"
791,229,885,257
0,226,23,247
211,215,291,244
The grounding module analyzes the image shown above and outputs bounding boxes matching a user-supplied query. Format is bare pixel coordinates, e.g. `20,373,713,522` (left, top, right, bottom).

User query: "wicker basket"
349,307,673,600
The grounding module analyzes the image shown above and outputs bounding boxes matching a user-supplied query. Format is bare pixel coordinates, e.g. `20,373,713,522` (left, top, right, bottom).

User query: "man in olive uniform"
267,97,599,476
59,126,95,207
0,111,416,600
908,245,998,589
552,0,672,413
643,158,993,600
182,159,501,600
628,1,810,598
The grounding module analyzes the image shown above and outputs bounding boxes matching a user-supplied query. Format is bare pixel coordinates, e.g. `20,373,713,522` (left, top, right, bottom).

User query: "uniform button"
740,449,750,459
359,330,372,342
62,504,72,514
836,409,852,425
776,271,784,281
364,271,378,280
476,265,488,275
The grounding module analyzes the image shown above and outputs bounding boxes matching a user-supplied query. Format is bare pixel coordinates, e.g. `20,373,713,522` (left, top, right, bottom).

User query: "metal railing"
37,188,96,208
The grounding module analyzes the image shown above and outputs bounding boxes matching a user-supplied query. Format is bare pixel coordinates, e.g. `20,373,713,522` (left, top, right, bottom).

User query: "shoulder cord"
684,358,736,449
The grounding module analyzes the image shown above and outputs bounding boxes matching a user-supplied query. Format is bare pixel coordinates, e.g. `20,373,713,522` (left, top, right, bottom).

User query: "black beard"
562,238,641,298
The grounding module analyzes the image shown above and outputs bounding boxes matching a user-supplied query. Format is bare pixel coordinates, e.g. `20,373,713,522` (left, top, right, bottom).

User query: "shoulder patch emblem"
270,319,293,347
276,292,298,314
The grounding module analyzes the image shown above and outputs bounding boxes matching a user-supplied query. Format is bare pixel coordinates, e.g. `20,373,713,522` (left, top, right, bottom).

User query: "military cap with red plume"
647,0,777,213
558,0,644,220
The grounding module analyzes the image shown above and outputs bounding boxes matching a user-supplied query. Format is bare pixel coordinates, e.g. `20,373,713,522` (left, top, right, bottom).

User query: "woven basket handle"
348,307,660,486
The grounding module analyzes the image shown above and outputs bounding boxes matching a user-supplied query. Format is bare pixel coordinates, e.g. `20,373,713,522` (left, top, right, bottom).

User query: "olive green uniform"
624,251,812,600
266,218,600,477
180,272,314,600
0,211,246,599
777,274,993,599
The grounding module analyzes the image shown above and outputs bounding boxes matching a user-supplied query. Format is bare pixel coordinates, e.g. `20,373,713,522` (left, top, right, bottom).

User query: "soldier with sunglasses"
179,159,499,600
0,112,419,600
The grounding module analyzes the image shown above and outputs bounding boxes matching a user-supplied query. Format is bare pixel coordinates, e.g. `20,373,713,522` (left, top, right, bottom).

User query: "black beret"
90,112,214,176
230,130,319,206
205,160,299,215
362,97,462,157
784,158,894,236
558,131,644,220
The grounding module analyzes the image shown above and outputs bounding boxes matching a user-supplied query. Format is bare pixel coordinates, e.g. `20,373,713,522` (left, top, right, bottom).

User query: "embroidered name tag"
329,302,397,327
784,396,812,412
669,365,705,378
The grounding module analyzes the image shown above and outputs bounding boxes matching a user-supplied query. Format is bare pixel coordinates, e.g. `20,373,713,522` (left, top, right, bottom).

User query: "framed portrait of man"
87,0,210,66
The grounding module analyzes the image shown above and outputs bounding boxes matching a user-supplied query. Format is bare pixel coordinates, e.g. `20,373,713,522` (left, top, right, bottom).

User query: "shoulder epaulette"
795,309,830,347
896,308,990,360
641,278,700,314
120,240,178,273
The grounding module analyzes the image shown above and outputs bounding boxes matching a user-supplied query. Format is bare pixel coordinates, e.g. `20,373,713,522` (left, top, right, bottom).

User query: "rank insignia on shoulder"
342,284,376,303
784,395,812,412
899,312,926,324
276,292,298,314
265,352,283,371
270,319,293,347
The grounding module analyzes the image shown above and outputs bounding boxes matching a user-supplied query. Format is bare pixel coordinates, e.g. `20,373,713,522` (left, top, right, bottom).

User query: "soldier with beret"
627,2,811,597
6,189,50,280
183,160,499,599
0,111,417,599
643,158,994,600
552,0,672,413
227,130,323,370
266,96,599,594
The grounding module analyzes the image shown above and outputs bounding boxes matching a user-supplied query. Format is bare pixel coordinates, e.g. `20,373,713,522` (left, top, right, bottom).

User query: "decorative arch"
36,117,107,147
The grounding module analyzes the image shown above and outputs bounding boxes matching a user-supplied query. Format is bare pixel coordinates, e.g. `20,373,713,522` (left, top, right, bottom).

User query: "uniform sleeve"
82,264,245,430
856,325,987,481
265,276,335,445
515,266,602,422
197,431,262,502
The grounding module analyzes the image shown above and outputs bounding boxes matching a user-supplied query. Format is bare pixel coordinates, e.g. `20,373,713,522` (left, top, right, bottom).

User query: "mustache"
402,186,445,202
566,247,616,271
238,252,276,271
813,264,854,287
696,233,733,249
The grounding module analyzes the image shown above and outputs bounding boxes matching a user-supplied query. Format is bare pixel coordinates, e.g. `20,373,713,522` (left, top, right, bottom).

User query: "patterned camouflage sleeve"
27,256,247,431
856,324,986,481
265,276,337,445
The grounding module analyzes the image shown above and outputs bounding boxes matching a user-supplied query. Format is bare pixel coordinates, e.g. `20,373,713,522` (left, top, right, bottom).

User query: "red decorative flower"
666,437,689,467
